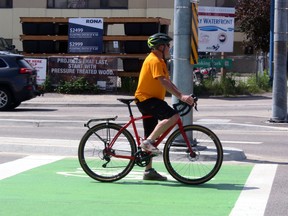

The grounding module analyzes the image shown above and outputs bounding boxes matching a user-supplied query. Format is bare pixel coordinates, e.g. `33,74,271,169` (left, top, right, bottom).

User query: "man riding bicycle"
135,33,194,181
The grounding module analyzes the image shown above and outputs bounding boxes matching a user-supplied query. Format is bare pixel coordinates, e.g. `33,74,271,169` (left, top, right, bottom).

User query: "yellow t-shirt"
135,52,169,102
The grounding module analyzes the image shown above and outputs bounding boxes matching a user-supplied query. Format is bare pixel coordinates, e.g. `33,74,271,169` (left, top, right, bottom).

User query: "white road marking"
0,155,64,180
221,140,262,145
57,168,176,181
197,119,231,123
0,137,79,147
229,164,278,216
197,119,288,131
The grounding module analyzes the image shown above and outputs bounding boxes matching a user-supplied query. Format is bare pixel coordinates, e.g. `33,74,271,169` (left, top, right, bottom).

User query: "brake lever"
191,94,198,111
194,102,198,111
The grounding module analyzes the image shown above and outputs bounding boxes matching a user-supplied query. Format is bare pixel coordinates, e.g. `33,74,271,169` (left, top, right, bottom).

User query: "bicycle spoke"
164,125,223,185
78,123,136,182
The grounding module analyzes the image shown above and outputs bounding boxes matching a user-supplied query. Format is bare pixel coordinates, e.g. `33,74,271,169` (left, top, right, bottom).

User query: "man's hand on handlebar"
173,94,198,116
180,94,194,106
180,94,198,111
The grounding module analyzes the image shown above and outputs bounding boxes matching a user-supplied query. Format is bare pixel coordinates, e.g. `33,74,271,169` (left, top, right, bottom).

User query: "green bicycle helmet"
147,33,172,49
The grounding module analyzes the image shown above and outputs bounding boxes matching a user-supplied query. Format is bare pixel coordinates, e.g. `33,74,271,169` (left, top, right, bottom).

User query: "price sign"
68,18,103,53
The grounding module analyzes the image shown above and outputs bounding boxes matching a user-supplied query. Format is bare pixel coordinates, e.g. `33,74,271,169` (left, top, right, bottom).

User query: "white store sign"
198,7,235,52
25,58,47,85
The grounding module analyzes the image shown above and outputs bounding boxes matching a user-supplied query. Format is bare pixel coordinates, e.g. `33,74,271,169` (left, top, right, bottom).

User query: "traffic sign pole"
271,0,288,122
172,0,194,125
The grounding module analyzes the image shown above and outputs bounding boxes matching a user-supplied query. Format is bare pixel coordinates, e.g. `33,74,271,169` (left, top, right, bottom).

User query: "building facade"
1,0,256,73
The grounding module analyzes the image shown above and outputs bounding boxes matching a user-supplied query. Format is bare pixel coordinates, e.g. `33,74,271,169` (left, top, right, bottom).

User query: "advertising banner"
48,56,118,90
68,18,103,53
198,7,235,52
26,58,47,85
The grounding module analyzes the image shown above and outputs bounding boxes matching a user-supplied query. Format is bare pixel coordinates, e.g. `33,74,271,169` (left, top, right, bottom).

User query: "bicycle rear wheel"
163,125,223,185
78,123,137,182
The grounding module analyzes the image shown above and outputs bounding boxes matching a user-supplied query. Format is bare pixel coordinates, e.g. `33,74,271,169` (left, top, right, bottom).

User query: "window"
47,0,128,9
216,0,237,7
0,58,7,68
0,37,10,49
0,0,12,8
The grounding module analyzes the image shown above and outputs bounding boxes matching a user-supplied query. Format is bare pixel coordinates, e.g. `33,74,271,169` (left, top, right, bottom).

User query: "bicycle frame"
105,113,194,160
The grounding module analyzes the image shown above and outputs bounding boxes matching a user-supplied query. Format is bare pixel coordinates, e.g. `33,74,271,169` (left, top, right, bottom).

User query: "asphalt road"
1,92,287,162
0,92,288,215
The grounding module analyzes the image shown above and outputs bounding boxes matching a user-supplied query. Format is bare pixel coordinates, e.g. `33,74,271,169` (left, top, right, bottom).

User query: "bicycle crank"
134,150,152,167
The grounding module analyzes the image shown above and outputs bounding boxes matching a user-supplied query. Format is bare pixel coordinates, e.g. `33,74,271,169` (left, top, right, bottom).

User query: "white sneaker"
140,140,162,155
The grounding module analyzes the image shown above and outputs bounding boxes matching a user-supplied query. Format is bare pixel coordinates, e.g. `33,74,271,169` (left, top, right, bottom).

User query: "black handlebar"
172,94,198,117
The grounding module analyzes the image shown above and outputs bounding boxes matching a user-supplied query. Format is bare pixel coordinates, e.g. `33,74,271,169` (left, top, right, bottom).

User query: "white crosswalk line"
229,164,278,216
0,155,64,180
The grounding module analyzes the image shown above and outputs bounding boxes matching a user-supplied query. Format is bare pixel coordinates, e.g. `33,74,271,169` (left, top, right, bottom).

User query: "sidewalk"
22,93,130,107
22,92,275,107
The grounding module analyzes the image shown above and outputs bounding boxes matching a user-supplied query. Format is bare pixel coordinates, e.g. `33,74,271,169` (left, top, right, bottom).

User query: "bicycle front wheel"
78,123,137,182
163,125,223,185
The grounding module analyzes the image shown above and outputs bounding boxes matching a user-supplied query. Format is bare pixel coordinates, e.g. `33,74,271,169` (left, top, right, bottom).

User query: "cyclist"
135,33,194,181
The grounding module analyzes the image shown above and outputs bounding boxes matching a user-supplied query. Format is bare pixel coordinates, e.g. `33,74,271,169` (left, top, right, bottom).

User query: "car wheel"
0,88,12,111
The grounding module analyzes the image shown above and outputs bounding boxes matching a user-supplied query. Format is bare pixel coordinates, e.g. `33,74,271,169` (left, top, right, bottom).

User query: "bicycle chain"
134,150,152,167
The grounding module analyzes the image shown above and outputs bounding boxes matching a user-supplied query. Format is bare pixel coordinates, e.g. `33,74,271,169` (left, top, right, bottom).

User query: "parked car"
0,51,41,111
0,37,17,53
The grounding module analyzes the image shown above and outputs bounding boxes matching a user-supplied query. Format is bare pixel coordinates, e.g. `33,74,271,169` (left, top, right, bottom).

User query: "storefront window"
47,0,128,9
0,0,12,8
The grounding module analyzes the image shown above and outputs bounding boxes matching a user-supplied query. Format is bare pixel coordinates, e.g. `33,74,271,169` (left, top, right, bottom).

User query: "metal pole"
269,0,275,84
172,0,194,126
271,0,288,122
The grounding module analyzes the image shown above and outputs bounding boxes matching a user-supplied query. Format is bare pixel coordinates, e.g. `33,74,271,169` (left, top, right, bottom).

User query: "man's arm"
158,76,194,105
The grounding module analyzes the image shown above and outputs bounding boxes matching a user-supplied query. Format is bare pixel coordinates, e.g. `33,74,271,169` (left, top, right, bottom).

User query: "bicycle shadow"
243,158,288,165
93,180,257,191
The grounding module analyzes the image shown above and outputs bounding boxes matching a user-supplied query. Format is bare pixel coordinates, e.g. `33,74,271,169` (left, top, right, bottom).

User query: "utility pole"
271,0,288,122
172,0,194,126
269,0,275,84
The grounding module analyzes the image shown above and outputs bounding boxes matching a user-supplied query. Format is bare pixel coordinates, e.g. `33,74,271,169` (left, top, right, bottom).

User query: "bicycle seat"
117,98,136,105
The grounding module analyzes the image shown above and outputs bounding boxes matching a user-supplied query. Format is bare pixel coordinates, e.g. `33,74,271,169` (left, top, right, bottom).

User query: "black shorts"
136,98,177,138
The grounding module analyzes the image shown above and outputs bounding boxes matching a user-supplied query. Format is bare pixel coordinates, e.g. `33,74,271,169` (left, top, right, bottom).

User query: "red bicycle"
78,96,223,185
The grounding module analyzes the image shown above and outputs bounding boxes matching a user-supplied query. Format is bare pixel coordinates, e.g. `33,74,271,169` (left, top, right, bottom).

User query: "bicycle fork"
176,119,197,158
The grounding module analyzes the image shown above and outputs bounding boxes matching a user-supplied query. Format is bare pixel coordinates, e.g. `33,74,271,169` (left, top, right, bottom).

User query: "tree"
236,0,270,53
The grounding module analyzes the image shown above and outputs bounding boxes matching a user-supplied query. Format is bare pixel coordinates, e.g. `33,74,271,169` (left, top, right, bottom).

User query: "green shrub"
120,77,138,94
246,72,271,93
42,72,271,96
194,73,270,96
199,76,238,96
56,77,99,94
41,76,54,92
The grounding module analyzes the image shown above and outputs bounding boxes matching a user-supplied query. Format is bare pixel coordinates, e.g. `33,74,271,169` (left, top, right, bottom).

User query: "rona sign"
68,18,104,54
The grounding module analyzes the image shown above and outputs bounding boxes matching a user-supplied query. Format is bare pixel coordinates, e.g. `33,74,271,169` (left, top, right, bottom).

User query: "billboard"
48,56,118,90
198,7,235,52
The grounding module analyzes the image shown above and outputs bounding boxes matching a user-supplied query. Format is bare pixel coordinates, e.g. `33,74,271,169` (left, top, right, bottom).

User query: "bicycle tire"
163,124,223,185
78,123,137,182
